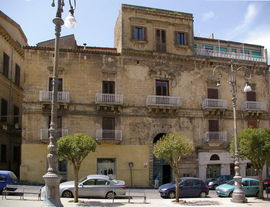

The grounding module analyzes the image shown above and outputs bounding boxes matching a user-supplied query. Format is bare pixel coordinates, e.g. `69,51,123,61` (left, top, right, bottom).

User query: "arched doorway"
153,133,171,185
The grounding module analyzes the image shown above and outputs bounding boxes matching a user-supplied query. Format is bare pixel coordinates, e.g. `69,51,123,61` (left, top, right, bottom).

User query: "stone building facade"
0,11,27,176
20,5,269,186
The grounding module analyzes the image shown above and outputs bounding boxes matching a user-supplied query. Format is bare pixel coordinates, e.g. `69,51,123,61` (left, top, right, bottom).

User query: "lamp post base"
42,172,63,207
231,175,247,203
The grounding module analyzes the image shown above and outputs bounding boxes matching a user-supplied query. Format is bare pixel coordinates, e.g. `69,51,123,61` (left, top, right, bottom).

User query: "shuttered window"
207,88,218,99
3,53,9,78
132,26,146,41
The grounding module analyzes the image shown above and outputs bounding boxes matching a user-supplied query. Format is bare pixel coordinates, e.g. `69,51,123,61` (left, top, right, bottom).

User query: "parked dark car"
0,170,18,194
263,178,270,192
158,177,209,199
207,175,233,189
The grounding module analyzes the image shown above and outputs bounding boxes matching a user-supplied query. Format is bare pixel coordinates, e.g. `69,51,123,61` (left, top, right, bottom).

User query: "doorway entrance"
153,133,172,185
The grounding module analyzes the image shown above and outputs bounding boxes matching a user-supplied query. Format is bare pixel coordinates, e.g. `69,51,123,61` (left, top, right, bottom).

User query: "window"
251,51,261,57
248,120,257,128
14,64,20,86
132,26,146,41
48,116,62,129
240,50,250,54
210,154,220,160
13,105,19,125
58,159,67,181
49,78,63,91
102,81,115,94
246,163,257,176
0,175,6,181
97,158,116,179
156,80,169,96
1,98,8,122
96,179,110,185
209,120,219,132
216,47,227,52
231,49,237,53
3,53,9,78
175,32,187,45
83,179,95,185
207,88,218,99
156,29,166,52
204,45,213,50
246,91,256,101
13,146,20,163
0,144,7,163
102,117,115,139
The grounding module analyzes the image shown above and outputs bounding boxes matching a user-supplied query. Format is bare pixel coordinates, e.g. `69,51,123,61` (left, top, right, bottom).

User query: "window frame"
132,26,147,41
175,31,187,46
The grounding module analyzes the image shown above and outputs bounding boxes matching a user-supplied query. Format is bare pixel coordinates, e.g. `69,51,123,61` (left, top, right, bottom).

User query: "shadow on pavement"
77,201,124,207
182,200,220,206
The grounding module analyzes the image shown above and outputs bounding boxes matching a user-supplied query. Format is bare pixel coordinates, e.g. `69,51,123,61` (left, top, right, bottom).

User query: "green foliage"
230,128,270,199
153,132,194,164
57,133,96,167
230,128,270,166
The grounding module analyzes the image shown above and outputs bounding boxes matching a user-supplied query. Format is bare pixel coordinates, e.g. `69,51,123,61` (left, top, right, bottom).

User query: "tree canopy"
57,133,96,202
230,128,270,198
153,132,194,202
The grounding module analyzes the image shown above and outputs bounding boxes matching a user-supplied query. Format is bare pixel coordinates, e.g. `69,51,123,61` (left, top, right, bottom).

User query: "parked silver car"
59,174,126,198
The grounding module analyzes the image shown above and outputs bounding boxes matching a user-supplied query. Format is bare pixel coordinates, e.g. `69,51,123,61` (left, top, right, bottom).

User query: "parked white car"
58,174,126,198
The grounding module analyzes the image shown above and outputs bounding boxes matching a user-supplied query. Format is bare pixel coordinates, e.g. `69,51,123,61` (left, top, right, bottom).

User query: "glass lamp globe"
243,83,252,92
64,12,76,28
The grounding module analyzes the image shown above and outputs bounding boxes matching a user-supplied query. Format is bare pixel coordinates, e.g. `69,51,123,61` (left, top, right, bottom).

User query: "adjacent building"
8,4,270,186
0,11,27,176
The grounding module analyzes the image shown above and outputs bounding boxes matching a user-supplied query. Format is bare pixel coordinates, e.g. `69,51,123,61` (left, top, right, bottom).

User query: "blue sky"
2,0,270,61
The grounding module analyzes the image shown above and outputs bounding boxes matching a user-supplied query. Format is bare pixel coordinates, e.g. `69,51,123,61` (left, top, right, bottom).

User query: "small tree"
57,133,96,202
153,132,194,202
230,128,270,199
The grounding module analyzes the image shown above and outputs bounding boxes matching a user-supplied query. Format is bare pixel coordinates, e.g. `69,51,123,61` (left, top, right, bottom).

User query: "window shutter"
207,88,218,99
143,27,147,41
209,120,219,131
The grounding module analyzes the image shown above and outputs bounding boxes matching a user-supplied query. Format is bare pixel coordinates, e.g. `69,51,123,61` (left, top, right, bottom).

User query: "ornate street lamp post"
42,1,76,206
213,61,251,203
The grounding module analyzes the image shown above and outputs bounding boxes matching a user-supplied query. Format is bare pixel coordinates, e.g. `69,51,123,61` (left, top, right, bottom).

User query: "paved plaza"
0,189,269,207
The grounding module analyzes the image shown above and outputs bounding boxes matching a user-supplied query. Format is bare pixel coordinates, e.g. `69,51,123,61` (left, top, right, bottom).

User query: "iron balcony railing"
40,128,68,141
146,95,181,107
204,131,227,142
194,48,267,63
243,101,267,111
39,91,70,103
96,129,122,141
202,98,227,110
95,93,124,105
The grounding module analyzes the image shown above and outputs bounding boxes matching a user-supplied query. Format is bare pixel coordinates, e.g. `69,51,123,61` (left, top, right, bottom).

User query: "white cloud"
244,25,270,62
202,11,215,21
228,4,258,39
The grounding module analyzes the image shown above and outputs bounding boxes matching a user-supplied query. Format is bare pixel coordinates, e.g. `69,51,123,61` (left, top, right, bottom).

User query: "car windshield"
79,176,88,183
9,172,17,180
226,180,235,185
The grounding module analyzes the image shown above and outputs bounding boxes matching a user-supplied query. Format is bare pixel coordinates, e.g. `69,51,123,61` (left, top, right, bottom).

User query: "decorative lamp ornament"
64,11,76,28
243,82,252,92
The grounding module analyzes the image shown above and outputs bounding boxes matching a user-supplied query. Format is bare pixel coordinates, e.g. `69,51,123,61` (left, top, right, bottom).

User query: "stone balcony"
95,129,122,144
95,93,124,112
40,128,68,142
146,95,181,113
202,98,227,116
39,91,70,103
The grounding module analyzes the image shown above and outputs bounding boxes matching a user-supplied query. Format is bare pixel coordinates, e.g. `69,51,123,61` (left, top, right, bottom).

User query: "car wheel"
200,191,207,198
168,191,175,199
106,191,115,199
229,191,233,197
213,185,218,189
62,190,73,198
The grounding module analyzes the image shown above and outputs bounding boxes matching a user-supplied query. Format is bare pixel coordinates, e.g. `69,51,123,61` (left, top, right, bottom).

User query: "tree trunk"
258,169,264,199
172,165,180,202
74,166,79,202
